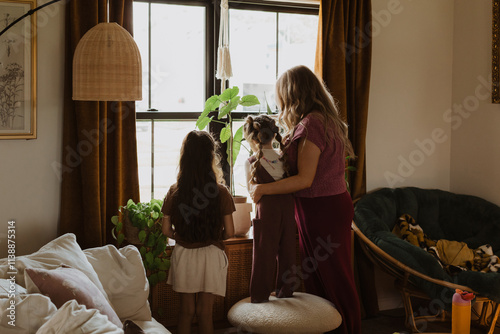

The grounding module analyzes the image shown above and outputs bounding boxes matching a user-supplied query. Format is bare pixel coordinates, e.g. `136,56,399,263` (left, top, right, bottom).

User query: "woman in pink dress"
250,65,361,334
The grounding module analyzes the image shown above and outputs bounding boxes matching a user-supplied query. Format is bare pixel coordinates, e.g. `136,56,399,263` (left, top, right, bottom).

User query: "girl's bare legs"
196,292,215,334
178,293,196,334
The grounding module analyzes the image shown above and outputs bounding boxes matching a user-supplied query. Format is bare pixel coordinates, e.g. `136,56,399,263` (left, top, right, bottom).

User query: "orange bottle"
451,289,475,334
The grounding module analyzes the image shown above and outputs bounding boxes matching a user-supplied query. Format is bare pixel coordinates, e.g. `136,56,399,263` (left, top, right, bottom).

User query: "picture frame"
493,0,500,103
0,0,36,139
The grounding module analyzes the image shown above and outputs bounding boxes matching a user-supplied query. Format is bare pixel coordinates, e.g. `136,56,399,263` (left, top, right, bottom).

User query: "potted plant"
196,86,260,236
111,198,170,287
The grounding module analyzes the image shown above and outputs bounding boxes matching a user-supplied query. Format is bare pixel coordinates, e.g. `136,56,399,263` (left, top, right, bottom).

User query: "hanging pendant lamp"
72,22,142,101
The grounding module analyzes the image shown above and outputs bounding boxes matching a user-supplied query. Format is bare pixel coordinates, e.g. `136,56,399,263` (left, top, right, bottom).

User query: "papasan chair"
353,187,500,333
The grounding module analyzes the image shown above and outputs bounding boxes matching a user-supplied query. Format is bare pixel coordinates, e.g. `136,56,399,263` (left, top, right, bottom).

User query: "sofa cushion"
25,265,122,328
83,244,152,322
0,234,108,303
36,300,124,334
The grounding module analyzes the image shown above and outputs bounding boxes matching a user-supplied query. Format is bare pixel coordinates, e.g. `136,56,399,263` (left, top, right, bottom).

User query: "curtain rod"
229,0,319,9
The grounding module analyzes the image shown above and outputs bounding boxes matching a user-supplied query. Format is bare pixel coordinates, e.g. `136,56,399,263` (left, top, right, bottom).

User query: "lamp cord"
0,0,65,38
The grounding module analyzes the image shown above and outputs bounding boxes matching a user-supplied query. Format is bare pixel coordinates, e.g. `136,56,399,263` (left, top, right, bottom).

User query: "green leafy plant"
345,156,357,193
196,86,260,195
111,199,170,287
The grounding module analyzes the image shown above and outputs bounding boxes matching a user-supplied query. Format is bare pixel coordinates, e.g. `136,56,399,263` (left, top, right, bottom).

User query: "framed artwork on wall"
0,0,36,139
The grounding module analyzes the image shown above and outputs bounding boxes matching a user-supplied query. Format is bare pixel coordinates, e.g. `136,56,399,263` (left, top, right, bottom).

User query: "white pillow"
133,319,172,334
0,293,57,333
0,234,108,302
84,244,152,322
35,300,124,334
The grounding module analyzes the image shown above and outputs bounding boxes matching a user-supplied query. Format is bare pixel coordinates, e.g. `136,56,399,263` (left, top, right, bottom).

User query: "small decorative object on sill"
111,199,170,287
233,195,253,237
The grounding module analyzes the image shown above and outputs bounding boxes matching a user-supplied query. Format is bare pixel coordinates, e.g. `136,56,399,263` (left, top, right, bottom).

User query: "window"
134,0,318,201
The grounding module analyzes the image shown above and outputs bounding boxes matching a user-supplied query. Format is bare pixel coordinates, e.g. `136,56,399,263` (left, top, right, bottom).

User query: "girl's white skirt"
167,244,228,297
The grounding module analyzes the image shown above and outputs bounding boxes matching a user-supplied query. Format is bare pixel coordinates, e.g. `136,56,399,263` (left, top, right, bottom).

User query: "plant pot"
122,210,141,245
232,195,253,237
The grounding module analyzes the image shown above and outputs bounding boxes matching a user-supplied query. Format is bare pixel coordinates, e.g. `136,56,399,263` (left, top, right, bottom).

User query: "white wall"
0,0,65,258
367,0,455,310
367,0,454,192
450,0,500,205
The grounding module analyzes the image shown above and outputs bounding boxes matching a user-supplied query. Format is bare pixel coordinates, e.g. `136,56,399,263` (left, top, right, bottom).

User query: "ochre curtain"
59,0,139,249
315,0,371,202
314,0,378,317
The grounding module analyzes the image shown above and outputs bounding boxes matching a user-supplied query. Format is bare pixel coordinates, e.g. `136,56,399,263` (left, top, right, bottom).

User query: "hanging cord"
216,0,233,90
0,0,65,38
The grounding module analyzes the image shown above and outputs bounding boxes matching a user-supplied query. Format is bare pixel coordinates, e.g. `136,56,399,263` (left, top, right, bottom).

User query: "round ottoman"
227,292,342,334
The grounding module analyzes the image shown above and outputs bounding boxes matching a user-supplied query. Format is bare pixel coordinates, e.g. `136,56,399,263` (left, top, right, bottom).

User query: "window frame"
134,0,319,199
134,0,318,120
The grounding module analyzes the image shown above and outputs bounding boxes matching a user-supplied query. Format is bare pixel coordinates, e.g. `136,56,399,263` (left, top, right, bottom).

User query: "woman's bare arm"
249,138,321,202
162,216,175,239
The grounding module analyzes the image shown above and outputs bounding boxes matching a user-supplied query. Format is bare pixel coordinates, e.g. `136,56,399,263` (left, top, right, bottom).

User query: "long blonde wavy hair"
275,65,355,158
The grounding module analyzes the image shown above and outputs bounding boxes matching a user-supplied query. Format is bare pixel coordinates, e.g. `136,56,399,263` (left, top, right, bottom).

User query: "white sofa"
0,233,171,333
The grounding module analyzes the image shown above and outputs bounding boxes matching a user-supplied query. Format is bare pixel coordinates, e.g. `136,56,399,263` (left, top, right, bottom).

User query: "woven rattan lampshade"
73,22,142,101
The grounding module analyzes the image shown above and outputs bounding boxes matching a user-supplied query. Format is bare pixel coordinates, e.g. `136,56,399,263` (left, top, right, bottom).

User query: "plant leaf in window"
220,124,231,143
204,95,220,113
219,96,240,119
229,125,244,165
196,115,213,130
219,86,239,101
240,95,260,107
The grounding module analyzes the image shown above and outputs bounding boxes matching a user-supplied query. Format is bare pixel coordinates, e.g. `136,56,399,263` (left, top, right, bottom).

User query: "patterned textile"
393,214,500,274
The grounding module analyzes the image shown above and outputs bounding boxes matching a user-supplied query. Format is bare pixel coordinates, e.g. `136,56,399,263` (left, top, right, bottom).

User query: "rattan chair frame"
352,221,500,334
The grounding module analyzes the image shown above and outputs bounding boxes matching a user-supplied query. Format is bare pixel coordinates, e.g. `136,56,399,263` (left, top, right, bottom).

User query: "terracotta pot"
232,195,253,237
122,210,141,245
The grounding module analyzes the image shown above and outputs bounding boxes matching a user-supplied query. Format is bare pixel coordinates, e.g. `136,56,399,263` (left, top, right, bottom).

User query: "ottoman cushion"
227,292,342,334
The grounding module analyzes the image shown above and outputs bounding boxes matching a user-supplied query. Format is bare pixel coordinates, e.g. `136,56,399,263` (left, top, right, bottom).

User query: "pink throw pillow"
25,265,122,328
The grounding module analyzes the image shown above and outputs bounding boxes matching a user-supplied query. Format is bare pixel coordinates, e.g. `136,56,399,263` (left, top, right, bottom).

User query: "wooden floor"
208,308,500,334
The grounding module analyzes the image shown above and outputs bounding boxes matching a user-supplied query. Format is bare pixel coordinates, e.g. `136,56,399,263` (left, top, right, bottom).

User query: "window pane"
150,5,205,112
229,10,277,112
278,13,318,76
133,2,150,112
232,121,252,199
153,121,196,200
137,120,152,201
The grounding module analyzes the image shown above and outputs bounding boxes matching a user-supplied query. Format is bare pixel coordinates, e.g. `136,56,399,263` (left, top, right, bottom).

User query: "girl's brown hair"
275,65,355,158
243,115,287,182
169,130,226,243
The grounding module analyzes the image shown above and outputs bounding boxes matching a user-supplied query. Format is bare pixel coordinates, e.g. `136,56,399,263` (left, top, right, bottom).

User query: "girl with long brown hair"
243,114,296,303
162,130,235,334
250,65,361,334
